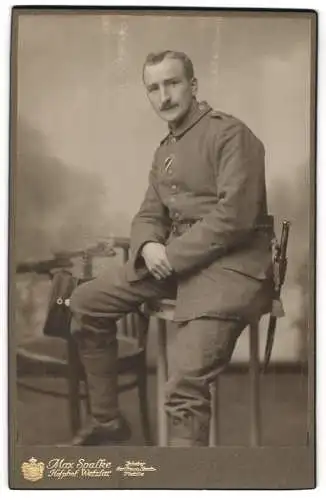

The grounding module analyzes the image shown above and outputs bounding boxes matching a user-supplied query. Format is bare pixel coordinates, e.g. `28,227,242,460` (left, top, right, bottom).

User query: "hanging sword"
262,219,291,373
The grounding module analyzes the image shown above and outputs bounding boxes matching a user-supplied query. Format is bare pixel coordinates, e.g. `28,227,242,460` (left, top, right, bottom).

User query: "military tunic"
126,100,274,322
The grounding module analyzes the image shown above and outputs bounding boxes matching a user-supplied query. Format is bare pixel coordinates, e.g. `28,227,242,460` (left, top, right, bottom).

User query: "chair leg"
157,318,168,446
249,322,261,446
209,379,219,446
67,337,81,435
137,352,153,446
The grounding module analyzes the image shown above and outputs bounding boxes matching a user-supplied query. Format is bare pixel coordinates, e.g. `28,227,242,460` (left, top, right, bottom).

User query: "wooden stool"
147,298,261,447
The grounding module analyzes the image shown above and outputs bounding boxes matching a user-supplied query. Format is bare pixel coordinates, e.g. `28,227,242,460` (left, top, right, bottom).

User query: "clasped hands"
141,242,173,280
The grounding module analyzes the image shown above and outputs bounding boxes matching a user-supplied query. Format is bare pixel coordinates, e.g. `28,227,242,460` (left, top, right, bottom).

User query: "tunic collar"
168,100,211,139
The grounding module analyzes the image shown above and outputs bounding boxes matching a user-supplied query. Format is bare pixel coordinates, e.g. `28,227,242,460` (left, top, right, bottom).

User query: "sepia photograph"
9,6,316,489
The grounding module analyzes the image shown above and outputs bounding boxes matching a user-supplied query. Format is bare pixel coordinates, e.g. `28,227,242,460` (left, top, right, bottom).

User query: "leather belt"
170,220,196,236
254,215,274,234
170,215,274,237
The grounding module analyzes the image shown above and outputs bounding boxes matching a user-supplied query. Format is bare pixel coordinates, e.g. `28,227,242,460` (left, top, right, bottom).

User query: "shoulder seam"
209,110,235,120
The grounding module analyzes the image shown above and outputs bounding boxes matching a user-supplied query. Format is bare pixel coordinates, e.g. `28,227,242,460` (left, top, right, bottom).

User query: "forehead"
143,57,187,85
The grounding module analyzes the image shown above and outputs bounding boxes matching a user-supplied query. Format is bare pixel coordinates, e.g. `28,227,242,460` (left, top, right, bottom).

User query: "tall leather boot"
168,413,209,447
71,335,131,445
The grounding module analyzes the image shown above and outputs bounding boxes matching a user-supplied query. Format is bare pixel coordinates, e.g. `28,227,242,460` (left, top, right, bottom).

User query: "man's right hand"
141,242,173,280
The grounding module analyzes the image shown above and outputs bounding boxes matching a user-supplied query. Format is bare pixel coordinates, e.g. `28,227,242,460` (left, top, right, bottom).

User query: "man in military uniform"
69,50,274,446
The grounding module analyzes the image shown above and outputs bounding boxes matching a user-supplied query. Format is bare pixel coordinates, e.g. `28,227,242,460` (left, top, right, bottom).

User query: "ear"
191,77,198,96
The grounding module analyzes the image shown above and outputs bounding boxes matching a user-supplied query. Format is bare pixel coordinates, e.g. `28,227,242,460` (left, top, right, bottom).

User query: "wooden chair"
16,238,153,445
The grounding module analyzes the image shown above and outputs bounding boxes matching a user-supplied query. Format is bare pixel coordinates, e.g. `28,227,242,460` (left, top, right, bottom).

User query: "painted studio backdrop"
14,12,312,365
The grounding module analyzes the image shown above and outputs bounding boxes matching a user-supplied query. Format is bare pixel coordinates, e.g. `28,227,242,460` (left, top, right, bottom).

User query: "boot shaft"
76,335,119,423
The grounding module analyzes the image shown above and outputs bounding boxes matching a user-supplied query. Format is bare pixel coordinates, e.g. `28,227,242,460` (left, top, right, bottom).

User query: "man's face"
143,57,197,125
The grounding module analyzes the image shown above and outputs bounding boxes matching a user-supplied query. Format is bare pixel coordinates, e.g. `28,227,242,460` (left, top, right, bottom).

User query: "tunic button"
174,212,180,220
171,184,177,192
170,196,176,204
170,136,177,144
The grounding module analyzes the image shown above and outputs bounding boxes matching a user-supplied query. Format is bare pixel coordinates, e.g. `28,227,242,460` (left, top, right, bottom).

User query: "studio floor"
16,368,309,447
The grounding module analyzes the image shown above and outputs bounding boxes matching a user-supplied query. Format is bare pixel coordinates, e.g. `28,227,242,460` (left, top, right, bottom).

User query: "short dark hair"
142,50,195,81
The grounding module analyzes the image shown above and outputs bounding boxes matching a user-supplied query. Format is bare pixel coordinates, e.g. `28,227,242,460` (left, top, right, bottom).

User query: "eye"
147,85,159,94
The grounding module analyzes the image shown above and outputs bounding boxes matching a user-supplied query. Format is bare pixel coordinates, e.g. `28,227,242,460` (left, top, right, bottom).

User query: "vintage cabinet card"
8,6,316,489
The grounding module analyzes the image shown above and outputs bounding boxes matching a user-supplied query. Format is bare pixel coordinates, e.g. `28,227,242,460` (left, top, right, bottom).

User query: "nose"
159,86,171,107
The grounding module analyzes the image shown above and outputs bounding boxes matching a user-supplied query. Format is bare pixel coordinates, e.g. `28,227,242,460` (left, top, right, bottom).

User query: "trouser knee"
69,281,117,339
69,280,95,317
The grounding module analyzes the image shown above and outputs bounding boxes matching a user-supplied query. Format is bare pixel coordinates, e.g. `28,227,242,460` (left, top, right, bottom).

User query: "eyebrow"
146,77,181,89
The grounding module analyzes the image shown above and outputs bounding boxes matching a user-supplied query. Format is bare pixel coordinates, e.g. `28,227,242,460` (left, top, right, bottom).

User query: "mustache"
160,103,178,111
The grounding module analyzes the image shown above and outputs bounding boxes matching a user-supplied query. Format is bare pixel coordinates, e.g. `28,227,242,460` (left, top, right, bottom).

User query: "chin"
160,109,182,123
159,111,180,123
